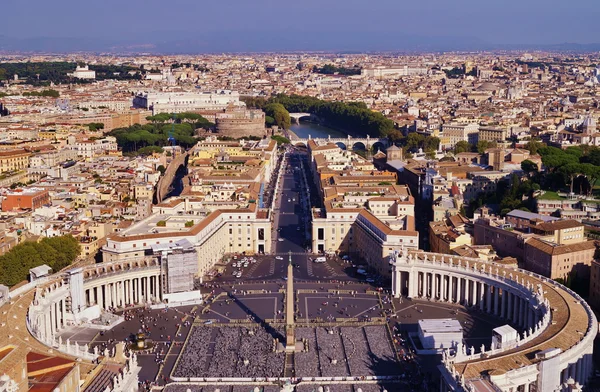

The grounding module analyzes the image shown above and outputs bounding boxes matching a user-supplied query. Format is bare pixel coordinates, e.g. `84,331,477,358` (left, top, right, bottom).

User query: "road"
271,150,314,275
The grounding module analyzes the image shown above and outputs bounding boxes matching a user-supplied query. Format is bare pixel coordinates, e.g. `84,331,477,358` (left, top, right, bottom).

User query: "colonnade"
411,270,539,330
85,275,162,310
390,250,597,392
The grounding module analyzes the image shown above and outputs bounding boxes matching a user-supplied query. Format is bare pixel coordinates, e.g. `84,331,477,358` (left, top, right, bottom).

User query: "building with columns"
390,249,597,392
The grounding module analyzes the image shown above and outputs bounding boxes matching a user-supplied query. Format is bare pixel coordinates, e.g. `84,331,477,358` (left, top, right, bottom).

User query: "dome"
476,82,499,92
583,115,596,128
561,97,573,106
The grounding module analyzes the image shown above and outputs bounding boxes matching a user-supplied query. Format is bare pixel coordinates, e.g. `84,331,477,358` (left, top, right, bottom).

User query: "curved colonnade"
0,259,163,391
28,258,163,353
391,250,597,392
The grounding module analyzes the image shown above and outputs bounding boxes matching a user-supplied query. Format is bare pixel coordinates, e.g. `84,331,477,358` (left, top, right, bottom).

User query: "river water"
290,121,348,139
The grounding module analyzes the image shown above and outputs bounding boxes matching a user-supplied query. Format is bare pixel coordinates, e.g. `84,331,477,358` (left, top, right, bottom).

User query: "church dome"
476,82,499,92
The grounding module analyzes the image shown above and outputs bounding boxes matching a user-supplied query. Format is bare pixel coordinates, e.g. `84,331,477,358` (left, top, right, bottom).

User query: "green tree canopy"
521,159,538,174
454,141,472,154
0,235,80,287
264,103,291,129
476,140,497,154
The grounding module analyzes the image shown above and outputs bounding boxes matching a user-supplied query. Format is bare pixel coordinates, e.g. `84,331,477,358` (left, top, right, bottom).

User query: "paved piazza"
60,274,509,391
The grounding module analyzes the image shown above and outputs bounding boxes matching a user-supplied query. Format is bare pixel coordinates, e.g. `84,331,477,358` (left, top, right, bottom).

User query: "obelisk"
285,251,295,351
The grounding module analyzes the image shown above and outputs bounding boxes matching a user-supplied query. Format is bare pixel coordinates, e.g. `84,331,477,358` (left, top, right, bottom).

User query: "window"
258,228,265,240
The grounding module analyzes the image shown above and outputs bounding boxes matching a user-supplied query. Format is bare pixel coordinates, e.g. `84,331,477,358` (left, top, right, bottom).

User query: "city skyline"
1,0,599,53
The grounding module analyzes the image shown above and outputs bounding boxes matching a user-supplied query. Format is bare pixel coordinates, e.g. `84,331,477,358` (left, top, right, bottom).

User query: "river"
290,121,348,139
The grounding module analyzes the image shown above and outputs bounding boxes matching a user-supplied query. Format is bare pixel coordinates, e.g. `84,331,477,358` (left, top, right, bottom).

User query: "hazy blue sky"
2,0,599,51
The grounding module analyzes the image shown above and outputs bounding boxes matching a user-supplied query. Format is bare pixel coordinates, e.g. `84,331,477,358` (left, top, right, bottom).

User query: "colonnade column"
507,292,513,320
146,277,151,302
448,275,453,303
60,300,66,328
457,277,462,304
513,295,517,323
494,287,499,316
479,282,485,311
486,284,492,313
518,297,525,327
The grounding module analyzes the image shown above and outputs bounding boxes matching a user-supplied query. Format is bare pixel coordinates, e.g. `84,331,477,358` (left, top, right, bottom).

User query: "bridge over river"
289,134,389,151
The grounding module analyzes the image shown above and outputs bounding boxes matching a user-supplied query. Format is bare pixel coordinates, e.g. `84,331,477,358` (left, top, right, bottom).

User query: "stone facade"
215,109,266,138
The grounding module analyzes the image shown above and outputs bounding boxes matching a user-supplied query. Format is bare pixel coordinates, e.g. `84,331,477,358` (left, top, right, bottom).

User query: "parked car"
275,256,283,260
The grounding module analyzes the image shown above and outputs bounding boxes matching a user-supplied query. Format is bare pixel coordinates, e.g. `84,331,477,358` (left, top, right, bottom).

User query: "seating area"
172,326,284,379
294,325,398,378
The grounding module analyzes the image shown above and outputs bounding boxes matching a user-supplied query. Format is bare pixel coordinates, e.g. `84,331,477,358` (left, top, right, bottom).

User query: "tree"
265,116,275,127
424,136,440,152
454,141,471,154
560,163,583,194
271,135,290,145
476,140,497,154
0,235,80,287
264,103,291,129
406,133,425,150
525,139,545,155
86,122,104,132
521,160,538,175
157,165,166,175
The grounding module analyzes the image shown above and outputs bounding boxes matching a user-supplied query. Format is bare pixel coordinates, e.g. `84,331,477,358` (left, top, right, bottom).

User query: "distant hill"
0,33,599,54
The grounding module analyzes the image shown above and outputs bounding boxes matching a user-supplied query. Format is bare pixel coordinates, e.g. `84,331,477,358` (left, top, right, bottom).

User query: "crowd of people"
164,385,281,392
294,326,398,379
173,326,285,378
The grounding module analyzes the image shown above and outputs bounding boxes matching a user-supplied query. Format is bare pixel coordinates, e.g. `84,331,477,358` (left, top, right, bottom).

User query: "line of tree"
22,89,60,98
0,235,81,287
243,94,395,138
0,62,142,86
109,112,213,153
443,67,477,79
312,64,361,75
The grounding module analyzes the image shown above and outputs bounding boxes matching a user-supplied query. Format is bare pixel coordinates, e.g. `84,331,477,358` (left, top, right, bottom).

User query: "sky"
2,0,599,52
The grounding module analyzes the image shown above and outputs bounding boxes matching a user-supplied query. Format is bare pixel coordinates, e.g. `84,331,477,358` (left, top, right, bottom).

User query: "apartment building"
1,188,51,212
0,149,30,173
478,126,508,143
474,209,596,280
440,123,479,149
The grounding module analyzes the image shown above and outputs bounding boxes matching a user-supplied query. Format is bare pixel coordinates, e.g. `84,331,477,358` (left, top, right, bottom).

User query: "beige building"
440,123,479,149
478,126,508,143
0,149,30,173
103,200,271,277
524,237,595,280
429,215,472,255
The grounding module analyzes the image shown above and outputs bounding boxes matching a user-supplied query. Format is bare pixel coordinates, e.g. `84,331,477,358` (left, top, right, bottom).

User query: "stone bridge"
288,112,313,123
291,134,389,151
155,150,189,204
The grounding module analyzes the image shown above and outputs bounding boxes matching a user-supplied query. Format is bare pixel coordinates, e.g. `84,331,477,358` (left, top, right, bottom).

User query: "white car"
275,256,283,260
278,238,284,242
